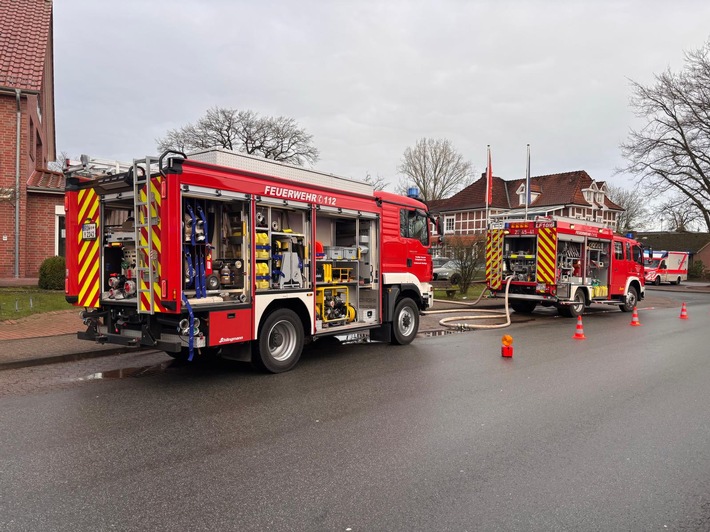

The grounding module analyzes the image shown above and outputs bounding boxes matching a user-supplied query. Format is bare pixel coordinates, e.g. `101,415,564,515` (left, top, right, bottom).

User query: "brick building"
0,0,63,279
431,171,624,237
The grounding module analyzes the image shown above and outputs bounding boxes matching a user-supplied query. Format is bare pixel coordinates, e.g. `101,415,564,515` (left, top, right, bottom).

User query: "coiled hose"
422,276,515,331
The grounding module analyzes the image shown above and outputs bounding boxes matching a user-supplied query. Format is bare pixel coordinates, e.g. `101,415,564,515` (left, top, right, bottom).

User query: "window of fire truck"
400,209,429,246
632,245,642,264
614,241,623,260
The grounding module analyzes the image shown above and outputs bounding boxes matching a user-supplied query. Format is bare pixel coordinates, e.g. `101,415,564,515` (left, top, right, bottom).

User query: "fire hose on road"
422,276,515,331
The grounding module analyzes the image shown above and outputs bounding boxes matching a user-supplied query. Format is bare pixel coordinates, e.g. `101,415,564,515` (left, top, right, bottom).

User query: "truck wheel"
654,277,661,286
568,290,585,317
252,308,303,373
511,301,537,314
557,304,572,318
391,297,419,345
619,285,638,312
675,277,682,285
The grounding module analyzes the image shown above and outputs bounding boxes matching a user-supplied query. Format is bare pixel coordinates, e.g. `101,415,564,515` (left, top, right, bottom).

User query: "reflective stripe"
536,227,557,285
486,229,504,290
77,189,100,308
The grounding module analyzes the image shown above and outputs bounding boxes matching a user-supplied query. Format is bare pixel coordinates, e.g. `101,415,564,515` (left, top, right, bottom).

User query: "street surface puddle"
81,361,173,380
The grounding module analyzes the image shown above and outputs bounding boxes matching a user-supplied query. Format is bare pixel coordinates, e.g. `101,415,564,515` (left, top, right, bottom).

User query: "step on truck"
486,216,645,317
64,149,434,372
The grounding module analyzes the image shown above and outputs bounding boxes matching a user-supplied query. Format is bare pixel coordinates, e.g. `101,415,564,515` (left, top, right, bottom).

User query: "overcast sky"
54,0,710,193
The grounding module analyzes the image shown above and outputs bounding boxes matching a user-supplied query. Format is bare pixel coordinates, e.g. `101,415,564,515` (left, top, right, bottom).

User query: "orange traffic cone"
572,315,586,340
679,302,689,320
630,307,641,326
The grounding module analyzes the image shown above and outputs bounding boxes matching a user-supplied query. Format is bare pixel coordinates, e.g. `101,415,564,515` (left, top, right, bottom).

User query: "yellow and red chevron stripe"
486,229,504,290
138,176,165,313
536,227,557,285
77,189,101,308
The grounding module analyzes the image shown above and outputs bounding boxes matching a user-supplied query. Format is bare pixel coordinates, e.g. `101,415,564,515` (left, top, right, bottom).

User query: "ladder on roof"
133,156,161,314
64,155,133,178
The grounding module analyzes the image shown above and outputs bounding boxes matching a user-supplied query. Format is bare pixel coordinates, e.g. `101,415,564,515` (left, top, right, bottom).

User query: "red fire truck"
64,149,434,372
486,216,645,317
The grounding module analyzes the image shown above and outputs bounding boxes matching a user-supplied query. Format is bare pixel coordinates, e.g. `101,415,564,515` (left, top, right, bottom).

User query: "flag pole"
525,143,530,220
485,145,491,231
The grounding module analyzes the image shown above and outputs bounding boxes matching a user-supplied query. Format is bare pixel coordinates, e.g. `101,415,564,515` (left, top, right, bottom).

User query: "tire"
557,304,572,318
510,300,537,314
568,289,586,318
676,277,682,286
450,274,461,286
654,276,661,286
252,308,304,373
619,285,638,312
391,297,419,345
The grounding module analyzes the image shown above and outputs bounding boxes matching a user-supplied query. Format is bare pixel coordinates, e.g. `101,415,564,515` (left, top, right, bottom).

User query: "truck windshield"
644,258,660,267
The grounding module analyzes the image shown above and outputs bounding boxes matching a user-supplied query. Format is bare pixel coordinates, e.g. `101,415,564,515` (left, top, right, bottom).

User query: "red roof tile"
0,0,53,91
432,170,625,213
27,167,64,191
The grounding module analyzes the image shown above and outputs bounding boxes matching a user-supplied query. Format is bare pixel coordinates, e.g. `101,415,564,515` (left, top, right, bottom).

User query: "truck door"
400,208,430,280
610,239,626,295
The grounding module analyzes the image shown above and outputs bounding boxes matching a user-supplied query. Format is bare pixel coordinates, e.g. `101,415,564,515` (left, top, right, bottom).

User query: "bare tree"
658,193,704,231
605,184,649,233
446,234,485,294
397,138,473,201
619,40,710,231
156,107,319,166
48,150,71,172
363,172,388,191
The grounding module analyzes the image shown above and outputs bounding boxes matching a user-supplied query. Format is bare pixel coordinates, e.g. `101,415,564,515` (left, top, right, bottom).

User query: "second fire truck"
486,216,645,317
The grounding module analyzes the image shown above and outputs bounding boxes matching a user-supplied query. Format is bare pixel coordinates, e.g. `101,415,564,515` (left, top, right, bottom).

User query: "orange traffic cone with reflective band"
572,315,586,340
680,302,689,320
630,307,641,326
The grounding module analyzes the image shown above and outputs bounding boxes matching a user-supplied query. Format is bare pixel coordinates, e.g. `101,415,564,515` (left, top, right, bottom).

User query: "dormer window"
515,183,539,206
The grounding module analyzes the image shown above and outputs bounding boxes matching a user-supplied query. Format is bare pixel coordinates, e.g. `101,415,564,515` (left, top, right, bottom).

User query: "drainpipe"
15,88,21,278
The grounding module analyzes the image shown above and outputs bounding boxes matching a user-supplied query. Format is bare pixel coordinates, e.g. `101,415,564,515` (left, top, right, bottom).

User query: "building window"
444,216,455,234
29,118,35,161
55,205,66,256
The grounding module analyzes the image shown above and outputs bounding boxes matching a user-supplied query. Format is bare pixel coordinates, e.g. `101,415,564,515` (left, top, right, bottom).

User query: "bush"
689,259,705,280
38,256,66,290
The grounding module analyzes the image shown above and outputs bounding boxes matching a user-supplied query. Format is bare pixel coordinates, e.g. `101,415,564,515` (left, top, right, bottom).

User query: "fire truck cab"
64,149,434,372
486,216,645,317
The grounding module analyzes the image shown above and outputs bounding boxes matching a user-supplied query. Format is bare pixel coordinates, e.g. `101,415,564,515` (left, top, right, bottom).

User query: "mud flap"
369,324,391,343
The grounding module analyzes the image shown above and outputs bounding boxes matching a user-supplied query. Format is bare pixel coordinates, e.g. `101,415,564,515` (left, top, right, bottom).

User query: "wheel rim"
398,306,415,337
267,319,298,362
572,292,584,314
627,289,637,308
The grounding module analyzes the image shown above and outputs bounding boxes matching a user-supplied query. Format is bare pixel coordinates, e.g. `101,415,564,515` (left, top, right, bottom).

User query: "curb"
0,346,151,372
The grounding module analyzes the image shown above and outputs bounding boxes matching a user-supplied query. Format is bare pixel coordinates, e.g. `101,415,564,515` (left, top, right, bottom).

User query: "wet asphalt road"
1,292,709,531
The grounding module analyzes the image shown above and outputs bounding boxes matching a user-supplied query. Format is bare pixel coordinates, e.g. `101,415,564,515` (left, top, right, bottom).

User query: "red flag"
486,146,493,206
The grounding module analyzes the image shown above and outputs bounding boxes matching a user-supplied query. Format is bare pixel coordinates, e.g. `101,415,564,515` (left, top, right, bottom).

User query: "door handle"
407,258,413,267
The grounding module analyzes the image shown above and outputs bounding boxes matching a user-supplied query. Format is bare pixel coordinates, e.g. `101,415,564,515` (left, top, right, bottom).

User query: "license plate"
82,222,97,241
